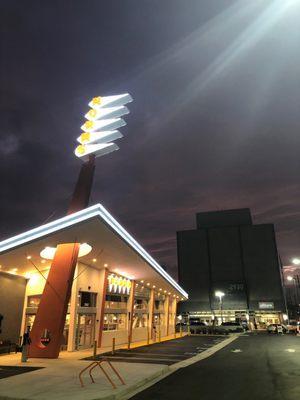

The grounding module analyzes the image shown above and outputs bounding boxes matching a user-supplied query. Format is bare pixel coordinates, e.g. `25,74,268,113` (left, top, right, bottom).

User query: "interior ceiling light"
9,268,18,275
26,255,32,260
40,243,92,260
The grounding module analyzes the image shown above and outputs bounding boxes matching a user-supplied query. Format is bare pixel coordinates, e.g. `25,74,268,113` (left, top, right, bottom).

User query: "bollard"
180,325,183,337
93,340,97,360
127,335,131,350
188,324,191,336
147,329,150,345
158,328,161,343
21,344,28,362
112,337,115,355
21,326,31,363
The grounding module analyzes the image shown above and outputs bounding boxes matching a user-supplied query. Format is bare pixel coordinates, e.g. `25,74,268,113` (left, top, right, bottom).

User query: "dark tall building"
177,208,287,326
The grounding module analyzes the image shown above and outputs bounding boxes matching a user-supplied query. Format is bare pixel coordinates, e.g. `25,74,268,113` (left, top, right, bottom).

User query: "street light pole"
215,291,225,324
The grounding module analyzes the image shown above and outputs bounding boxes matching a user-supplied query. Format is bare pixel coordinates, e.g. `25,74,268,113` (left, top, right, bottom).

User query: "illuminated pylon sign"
108,274,132,295
74,94,133,161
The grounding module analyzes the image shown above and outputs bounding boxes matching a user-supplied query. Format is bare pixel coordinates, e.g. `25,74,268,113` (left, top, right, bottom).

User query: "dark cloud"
1,0,300,279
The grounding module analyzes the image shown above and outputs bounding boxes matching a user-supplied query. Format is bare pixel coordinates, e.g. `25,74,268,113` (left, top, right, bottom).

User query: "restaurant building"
0,203,187,356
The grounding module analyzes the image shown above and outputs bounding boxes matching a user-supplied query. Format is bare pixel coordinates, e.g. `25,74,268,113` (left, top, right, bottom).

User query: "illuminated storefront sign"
108,274,131,295
258,302,274,310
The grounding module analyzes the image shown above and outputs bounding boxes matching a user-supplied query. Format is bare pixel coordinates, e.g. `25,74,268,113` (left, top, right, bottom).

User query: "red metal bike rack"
79,358,126,389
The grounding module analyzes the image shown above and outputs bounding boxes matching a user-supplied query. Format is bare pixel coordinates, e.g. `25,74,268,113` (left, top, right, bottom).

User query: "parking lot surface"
84,335,226,365
0,365,43,379
130,332,300,400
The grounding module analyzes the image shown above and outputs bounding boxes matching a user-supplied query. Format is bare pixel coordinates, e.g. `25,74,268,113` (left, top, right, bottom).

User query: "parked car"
267,324,288,334
241,320,249,331
189,318,209,334
175,322,187,332
286,321,300,334
219,321,244,333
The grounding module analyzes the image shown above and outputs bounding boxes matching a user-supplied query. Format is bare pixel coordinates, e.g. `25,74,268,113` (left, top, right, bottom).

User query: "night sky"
1,0,300,279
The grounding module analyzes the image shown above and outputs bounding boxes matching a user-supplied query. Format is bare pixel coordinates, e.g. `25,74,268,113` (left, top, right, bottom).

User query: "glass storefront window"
103,313,127,331
27,295,42,308
135,286,150,299
154,300,164,312
153,314,161,326
105,294,128,309
25,314,36,329
134,298,149,311
132,313,148,328
79,291,97,307
76,314,95,349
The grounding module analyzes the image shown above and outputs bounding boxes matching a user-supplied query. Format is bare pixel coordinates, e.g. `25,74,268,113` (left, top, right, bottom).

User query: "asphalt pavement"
130,332,300,400
0,365,43,379
84,335,226,365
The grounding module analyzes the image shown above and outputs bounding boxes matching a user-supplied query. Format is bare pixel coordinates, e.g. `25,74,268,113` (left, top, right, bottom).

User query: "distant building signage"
107,274,131,294
258,302,274,310
228,283,244,292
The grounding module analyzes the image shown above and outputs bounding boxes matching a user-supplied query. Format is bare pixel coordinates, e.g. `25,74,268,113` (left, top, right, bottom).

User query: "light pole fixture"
28,94,133,359
292,258,300,265
286,273,300,306
69,93,133,214
215,291,225,323
74,93,133,161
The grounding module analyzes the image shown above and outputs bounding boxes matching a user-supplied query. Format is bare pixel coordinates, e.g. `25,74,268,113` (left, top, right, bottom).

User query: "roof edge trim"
0,204,188,298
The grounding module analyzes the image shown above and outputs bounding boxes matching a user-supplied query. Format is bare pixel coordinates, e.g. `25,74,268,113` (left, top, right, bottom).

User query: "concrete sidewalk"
0,353,168,400
0,335,237,400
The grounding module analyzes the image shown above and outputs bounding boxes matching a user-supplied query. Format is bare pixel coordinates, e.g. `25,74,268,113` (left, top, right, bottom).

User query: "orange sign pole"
28,243,79,358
